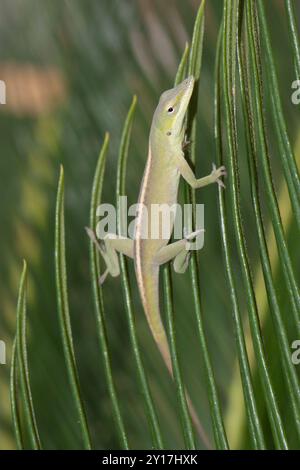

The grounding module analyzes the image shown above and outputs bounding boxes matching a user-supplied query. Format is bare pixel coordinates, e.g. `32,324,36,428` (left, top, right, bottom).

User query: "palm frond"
5,0,300,451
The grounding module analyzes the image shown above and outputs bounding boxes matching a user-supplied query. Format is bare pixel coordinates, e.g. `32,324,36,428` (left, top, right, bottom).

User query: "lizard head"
152,75,195,141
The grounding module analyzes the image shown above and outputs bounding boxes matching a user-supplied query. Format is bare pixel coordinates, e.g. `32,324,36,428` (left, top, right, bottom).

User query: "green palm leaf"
5,0,300,450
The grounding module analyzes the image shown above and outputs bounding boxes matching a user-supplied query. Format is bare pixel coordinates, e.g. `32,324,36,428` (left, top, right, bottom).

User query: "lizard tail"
157,332,212,450
139,265,212,449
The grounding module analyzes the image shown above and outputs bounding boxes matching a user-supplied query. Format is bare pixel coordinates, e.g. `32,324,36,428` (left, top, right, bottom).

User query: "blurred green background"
0,0,299,450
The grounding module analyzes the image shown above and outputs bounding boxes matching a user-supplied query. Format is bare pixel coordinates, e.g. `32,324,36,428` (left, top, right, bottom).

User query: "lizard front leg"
177,155,227,189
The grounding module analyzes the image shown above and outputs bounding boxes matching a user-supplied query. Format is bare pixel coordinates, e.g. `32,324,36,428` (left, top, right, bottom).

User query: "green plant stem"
55,167,92,450
284,0,300,80
188,0,205,167
255,1,300,233
215,26,265,450
185,0,228,450
16,261,41,449
238,21,300,441
248,1,300,324
10,336,24,449
89,133,129,449
163,265,196,449
257,0,300,205
222,0,287,449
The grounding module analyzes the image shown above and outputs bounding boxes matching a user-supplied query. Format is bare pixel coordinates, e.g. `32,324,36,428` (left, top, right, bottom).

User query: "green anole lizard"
87,76,226,447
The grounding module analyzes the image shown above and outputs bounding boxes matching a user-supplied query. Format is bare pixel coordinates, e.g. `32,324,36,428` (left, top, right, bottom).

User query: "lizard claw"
184,227,205,241
85,227,109,284
85,226,98,244
85,227,106,253
182,135,192,150
211,163,227,189
99,268,109,285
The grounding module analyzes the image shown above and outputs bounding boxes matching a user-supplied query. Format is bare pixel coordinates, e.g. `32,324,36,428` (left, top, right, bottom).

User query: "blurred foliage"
0,0,299,449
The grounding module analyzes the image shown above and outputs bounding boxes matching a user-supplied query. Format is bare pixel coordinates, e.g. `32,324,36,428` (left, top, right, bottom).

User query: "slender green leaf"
215,25,266,450
10,336,23,449
284,0,300,80
248,1,300,327
88,132,129,449
257,0,300,209
55,166,92,450
116,96,164,449
15,261,41,449
175,42,189,86
222,0,287,449
270,96,300,235
257,0,300,233
188,0,205,167
10,322,24,450
238,25,300,442
162,268,195,449
185,0,229,450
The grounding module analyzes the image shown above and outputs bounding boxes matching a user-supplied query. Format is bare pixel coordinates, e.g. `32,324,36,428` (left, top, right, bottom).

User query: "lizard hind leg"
173,249,190,274
173,227,204,273
86,227,120,284
154,228,204,273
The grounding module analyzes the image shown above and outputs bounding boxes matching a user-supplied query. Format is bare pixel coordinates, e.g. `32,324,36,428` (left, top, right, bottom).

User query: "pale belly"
134,154,180,267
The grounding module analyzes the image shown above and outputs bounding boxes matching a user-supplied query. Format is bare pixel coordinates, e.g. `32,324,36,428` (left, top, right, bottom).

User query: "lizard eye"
167,107,174,113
